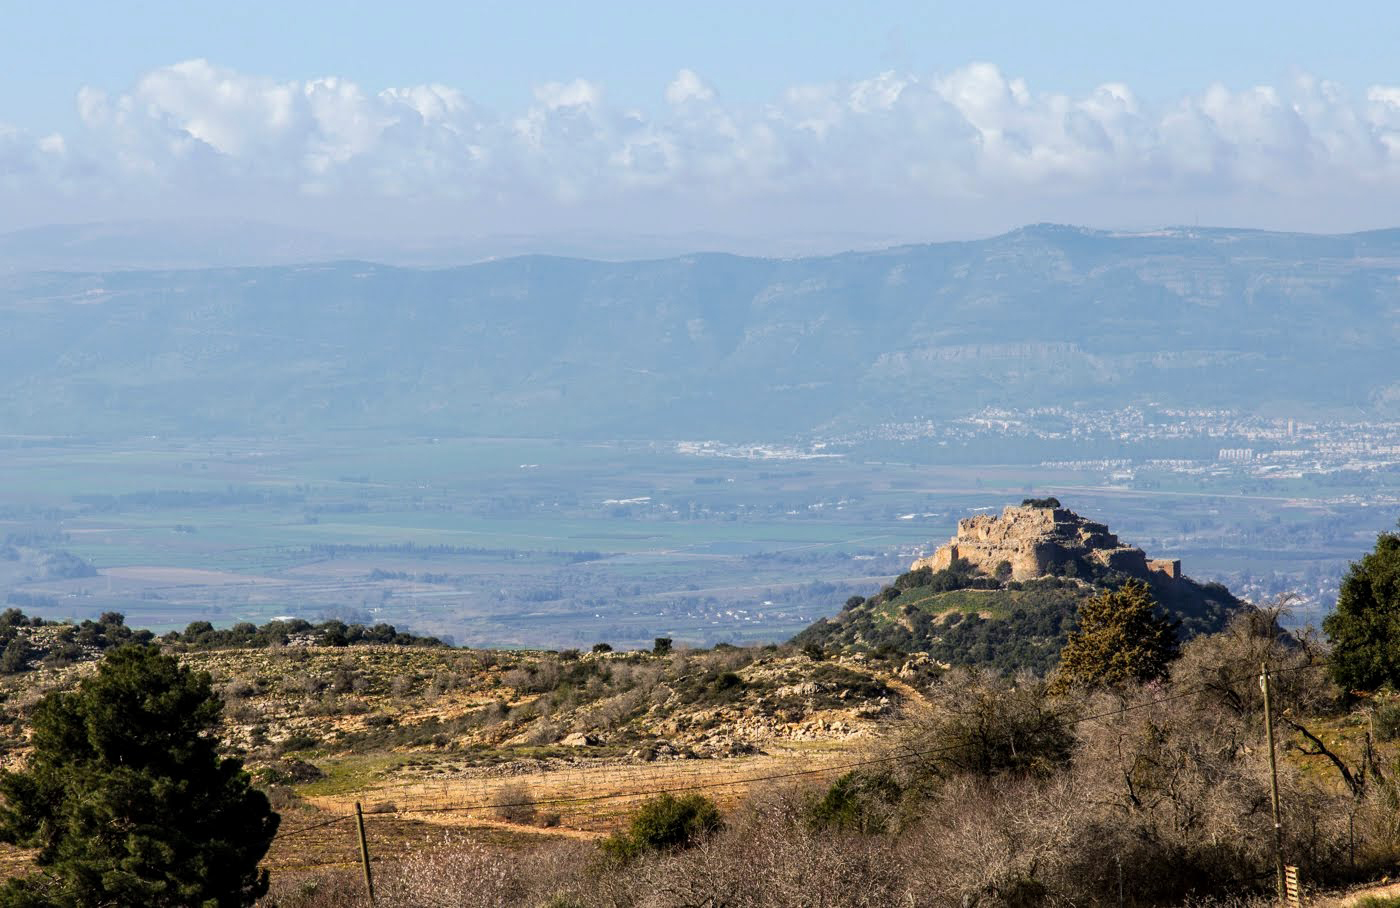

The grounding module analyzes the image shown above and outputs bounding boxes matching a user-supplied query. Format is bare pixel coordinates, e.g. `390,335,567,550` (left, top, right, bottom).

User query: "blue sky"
4,1,1400,248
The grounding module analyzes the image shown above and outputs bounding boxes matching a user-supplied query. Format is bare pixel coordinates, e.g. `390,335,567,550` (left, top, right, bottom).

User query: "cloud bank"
8,59,1400,239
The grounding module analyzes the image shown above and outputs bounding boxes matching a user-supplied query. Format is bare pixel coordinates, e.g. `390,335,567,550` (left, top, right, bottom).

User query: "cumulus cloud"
666,69,716,106
9,59,1400,237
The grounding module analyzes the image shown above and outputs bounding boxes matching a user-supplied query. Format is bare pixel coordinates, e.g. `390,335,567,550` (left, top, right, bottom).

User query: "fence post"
1261,664,1286,903
355,801,376,906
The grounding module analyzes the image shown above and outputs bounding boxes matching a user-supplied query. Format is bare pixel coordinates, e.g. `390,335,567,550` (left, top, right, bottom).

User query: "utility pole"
1260,663,1285,903
350,800,372,901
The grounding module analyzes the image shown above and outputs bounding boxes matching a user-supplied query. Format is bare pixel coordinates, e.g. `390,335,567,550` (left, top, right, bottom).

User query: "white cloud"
9,59,1400,237
665,69,716,106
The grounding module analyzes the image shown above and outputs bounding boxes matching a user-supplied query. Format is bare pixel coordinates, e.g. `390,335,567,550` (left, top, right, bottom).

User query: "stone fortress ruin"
911,498,1181,582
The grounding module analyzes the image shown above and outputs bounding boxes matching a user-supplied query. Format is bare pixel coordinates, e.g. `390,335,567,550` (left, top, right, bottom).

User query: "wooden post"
1261,664,1286,903
354,801,375,906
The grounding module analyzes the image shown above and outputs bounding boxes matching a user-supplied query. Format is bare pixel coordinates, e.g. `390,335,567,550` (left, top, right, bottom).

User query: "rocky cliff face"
912,504,1181,582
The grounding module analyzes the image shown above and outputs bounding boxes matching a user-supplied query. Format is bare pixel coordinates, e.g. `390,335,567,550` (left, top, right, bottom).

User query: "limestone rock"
560,732,601,747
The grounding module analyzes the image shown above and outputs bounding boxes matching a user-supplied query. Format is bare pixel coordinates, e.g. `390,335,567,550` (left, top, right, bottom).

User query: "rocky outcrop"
911,503,1180,582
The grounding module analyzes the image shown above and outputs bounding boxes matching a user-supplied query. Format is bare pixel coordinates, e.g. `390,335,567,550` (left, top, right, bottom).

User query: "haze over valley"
2,224,1398,645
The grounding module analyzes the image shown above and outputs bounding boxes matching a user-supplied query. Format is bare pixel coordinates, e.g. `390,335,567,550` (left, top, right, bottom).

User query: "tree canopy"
1324,531,1400,693
1055,578,1180,689
0,645,279,906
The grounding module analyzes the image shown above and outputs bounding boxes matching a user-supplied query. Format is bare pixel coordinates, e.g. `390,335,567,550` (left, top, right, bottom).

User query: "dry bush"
380,839,521,907
629,822,908,908
524,718,560,746
1170,602,1333,718
389,674,417,698
897,775,1084,907
897,669,1075,784
586,688,649,731
258,869,366,907
221,676,258,700
492,782,537,824
371,838,593,908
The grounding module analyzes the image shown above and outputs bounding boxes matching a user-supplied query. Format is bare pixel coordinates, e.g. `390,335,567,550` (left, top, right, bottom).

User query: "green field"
0,434,1392,646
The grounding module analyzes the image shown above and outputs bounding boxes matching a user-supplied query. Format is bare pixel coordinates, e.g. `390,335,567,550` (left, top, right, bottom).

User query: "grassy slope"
0,641,927,874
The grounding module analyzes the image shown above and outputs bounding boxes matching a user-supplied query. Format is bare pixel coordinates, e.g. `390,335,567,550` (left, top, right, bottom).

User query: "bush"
806,770,901,834
1054,578,1179,689
1376,700,1400,742
494,783,537,824
901,671,1074,781
601,794,721,862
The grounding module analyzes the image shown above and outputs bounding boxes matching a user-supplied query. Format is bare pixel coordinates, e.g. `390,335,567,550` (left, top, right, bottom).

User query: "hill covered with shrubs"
794,516,1244,674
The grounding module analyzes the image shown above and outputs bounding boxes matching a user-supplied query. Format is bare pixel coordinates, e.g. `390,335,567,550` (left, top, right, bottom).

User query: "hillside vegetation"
0,530,1395,907
226,606,1400,908
794,554,1242,673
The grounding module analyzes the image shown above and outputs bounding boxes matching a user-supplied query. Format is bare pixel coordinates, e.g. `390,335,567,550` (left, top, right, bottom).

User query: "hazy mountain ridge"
3,224,1398,438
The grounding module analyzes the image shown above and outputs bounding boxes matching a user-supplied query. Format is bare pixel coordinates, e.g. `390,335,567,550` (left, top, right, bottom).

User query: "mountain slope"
3,224,1399,438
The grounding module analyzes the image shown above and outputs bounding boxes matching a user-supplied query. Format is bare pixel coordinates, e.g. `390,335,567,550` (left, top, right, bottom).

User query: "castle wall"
1148,558,1181,579
911,504,1184,585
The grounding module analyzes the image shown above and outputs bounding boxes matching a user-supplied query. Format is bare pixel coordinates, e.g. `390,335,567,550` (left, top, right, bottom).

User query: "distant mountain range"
2,224,1398,439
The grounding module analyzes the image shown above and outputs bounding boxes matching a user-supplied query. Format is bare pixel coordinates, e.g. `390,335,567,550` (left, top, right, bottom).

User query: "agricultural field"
0,433,1393,647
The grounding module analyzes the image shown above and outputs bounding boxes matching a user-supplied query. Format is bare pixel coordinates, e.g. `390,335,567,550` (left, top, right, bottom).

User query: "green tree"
0,645,279,906
1055,578,1179,689
1324,531,1400,693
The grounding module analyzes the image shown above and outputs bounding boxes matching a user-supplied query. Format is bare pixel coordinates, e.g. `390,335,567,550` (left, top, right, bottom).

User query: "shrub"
494,783,537,824
601,793,721,862
806,770,901,834
1054,578,1179,689
1375,700,1400,742
902,671,1075,781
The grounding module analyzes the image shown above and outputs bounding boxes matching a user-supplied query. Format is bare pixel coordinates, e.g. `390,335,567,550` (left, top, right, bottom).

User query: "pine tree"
1055,579,1180,689
1324,531,1400,693
0,645,279,906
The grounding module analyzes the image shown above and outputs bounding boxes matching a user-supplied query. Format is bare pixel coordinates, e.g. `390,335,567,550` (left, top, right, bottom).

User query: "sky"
4,0,1400,251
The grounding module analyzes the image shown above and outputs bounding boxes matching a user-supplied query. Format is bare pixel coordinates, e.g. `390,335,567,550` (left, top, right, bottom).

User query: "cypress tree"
0,645,278,906
1055,578,1180,689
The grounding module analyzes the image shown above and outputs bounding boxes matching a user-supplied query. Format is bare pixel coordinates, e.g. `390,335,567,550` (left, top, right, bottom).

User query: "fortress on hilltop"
911,500,1181,582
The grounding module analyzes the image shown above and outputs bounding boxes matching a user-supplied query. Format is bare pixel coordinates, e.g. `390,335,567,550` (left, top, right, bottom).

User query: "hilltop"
4,224,1400,438
794,500,1244,672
